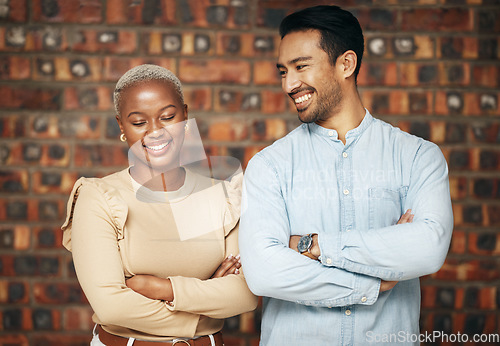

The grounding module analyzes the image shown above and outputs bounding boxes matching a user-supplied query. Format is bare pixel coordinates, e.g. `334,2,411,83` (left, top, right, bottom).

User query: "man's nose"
283,71,301,94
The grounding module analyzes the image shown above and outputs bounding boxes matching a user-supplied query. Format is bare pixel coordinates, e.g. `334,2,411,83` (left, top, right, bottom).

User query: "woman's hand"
211,254,241,278
126,275,174,301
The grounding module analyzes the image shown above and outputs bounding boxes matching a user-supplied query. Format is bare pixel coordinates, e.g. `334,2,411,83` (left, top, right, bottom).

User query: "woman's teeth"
295,94,312,104
145,142,169,151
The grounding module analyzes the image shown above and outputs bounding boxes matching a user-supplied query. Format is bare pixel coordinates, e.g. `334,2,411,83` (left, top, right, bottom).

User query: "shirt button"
328,130,334,136
326,258,332,265
343,189,349,195
345,309,351,316
342,152,348,158
361,296,367,303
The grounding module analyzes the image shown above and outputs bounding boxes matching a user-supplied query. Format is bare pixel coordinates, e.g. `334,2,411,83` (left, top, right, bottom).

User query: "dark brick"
5,27,27,47
3,309,22,330
179,0,193,23
206,5,228,25
449,151,469,169
14,256,37,275
477,10,499,33
41,172,61,186
410,122,430,140
262,8,286,28
7,201,27,219
39,257,59,275
254,121,266,138
480,151,498,169
227,147,245,165
36,58,55,76
473,179,494,198
48,144,65,159
463,205,483,224
446,65,464,83
38,229,56,247
241,93,261,111
464,287,479,307
0,229,14,248
445,123,466,143
478,38,498,59
142,0,161,25
106,117,121,138
38,201,59,220
436,287,455,308
440,38,463,59
41,0,60,18
32,309,52,330
234,5,249,26
9,282,26,303
23,143,42,161
78,89,98,108
433,313,452,333
464,314,485,334
476,233,496,251
418,65,437,84
372,94,389,114
224,315,240,332
393,37,414,56
69,60,90,78
0,144,10,163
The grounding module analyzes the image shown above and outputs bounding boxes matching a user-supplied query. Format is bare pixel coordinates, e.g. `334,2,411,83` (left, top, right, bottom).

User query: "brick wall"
0,0,499,345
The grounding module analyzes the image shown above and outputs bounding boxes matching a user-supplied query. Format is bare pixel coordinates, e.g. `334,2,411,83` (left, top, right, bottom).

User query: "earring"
120,133,127,142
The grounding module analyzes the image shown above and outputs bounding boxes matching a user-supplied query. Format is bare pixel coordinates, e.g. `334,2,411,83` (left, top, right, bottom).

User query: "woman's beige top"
61,168,257,341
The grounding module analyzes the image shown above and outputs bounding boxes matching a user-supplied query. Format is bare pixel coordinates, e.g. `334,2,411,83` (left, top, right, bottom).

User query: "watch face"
297,234,312,253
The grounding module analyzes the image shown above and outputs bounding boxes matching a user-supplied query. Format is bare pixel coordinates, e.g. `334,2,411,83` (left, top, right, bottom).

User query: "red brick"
253,60,280,86
0,57,31,80
103,57,177,82
472,66,500,88
32,334,91,345
183,87,212,111
207,118,248,141
449,229,466,254
400,63,437,86
438,62,470,86
180,59,251,84
32,171,78,194
63,307,94,331
468,233,500,255
402,9,473,32
0,335,29,346
74,144,128,168
354,9,398,31
106,0,177,25
0,86,61,110
0,115,25,137
1,142,70,167
360,90,409,115
262,91,287,114
449,177,467,200
32,0,102,23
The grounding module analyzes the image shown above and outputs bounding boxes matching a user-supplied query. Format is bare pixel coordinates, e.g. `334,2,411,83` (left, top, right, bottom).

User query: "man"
239,5,453,345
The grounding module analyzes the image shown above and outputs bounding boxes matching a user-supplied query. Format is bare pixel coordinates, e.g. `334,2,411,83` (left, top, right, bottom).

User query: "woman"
62,64,257,345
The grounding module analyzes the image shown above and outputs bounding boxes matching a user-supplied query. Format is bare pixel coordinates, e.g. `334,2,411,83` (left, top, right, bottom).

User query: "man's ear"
337,50,357,79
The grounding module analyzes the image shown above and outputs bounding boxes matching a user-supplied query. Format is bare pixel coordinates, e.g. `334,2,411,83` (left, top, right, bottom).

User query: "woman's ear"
116,115,124,133
338,50,357,79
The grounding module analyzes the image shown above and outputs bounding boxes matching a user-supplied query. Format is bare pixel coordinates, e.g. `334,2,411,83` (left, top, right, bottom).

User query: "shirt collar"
307,109,374,141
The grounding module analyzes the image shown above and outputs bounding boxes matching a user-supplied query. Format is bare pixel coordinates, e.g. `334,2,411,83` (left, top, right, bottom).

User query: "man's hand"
289,234,320,260
126,275,173,301
380,209,415,292
211,254,241,278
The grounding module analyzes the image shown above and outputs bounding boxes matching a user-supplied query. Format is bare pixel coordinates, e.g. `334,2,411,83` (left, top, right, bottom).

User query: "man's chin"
297,110,317,124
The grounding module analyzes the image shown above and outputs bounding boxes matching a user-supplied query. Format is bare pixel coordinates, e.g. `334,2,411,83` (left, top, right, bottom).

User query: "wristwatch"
297,234,316,259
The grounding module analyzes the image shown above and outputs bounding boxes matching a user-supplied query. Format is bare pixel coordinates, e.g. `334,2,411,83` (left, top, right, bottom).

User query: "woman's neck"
130,165,186,192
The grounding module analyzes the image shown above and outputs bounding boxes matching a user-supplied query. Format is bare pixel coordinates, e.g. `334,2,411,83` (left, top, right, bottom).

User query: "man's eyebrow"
276,56,313,69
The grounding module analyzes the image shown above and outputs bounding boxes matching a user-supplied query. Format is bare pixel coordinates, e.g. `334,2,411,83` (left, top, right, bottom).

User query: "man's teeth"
295,94,312,104
145,142,169,151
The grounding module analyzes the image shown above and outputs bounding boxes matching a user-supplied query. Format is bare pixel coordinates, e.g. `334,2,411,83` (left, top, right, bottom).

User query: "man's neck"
315,93,365,144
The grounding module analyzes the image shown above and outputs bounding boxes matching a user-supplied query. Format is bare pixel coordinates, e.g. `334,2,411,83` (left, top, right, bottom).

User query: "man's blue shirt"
239,110,453,345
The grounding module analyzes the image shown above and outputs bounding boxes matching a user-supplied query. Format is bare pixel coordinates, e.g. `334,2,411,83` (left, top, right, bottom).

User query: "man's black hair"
279,5,364,82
